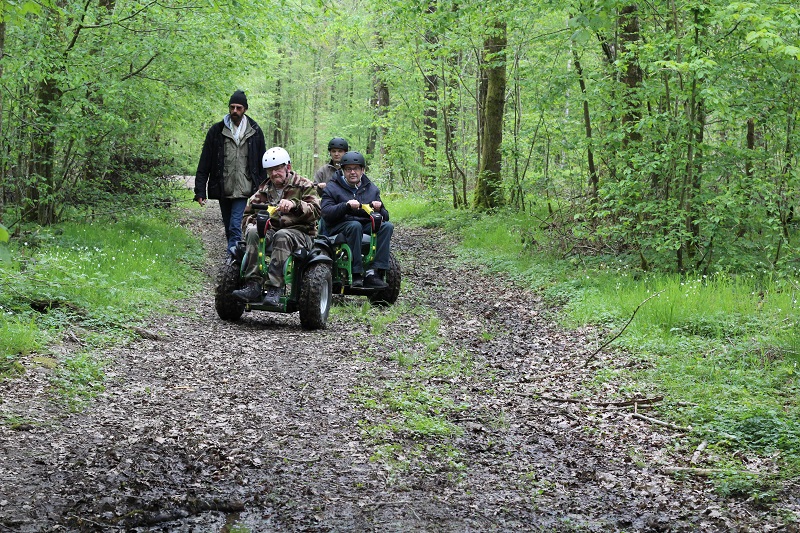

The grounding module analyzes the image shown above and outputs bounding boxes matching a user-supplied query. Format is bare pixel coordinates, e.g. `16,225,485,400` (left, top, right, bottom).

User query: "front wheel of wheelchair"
299,263,333,330
368,252,401,306
215,257,245,321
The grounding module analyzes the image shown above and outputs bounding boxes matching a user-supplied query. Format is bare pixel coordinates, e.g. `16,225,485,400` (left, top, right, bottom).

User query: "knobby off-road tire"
215,258,245,321
298,263,333,330
368,252,401,306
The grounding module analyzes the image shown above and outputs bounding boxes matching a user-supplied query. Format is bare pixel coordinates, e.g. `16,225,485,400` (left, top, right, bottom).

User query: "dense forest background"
1,0,798,275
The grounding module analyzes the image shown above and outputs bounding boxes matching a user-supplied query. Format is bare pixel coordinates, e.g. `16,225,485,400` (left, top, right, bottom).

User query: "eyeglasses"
343,167,361,173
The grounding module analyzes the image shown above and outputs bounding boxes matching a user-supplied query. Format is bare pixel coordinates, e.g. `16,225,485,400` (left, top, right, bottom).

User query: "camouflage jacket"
243,171,320,236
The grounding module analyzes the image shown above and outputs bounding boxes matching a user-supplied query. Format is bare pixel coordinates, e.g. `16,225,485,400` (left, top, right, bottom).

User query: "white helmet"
262,147,291,169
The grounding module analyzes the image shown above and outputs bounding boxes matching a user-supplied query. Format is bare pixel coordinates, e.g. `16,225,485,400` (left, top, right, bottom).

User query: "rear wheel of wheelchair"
299,263,333,330
215,257,245,321
368,252,401,306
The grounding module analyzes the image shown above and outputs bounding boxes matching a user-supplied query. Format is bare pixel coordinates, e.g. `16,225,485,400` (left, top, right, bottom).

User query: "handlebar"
250,204,279,215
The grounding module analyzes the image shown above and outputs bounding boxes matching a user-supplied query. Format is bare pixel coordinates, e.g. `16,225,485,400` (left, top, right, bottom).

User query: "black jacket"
321,171,389,226
194,117,267,200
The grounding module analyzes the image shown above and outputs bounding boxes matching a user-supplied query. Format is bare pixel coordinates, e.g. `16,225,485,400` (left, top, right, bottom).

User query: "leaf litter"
0,204,797,531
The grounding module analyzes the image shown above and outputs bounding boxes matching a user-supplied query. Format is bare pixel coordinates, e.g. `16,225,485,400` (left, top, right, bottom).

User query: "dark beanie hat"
229,90,248,109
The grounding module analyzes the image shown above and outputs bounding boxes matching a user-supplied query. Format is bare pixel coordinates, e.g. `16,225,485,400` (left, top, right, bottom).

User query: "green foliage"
713,471,778,505
393,196,800,475
51,353,106,410
0,224,9,262
0,210,202,385
0,317,41,376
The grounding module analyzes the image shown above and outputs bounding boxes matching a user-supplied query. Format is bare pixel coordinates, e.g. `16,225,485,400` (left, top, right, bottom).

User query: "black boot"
262,285,282,306
363,273,389,289
352,274,364,288
232,280,262,302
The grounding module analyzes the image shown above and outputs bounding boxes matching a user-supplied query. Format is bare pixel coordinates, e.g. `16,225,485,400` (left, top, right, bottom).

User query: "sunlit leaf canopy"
1,0,799,273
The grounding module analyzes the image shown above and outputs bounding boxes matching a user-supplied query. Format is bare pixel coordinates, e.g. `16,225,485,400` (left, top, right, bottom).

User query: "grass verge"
0,199,202,408
388,194,800,493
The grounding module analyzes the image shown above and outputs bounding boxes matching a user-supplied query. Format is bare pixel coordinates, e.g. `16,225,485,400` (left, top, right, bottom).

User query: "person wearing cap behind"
232,147,320,306
320,151,391,289
313,137,349,190
194,90,267,253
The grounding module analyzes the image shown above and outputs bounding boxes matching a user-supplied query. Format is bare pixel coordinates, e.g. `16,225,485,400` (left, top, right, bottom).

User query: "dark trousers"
241,226,313,287
326,220,393,274
219,197,247,252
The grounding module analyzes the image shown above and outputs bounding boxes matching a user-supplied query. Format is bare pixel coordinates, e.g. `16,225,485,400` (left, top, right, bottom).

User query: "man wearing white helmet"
232,147,321,305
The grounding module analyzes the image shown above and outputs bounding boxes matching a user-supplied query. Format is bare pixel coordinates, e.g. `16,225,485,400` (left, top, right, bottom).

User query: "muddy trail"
0,201,797,532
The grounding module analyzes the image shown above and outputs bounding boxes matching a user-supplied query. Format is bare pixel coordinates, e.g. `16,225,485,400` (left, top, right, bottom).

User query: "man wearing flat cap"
194,90,267,253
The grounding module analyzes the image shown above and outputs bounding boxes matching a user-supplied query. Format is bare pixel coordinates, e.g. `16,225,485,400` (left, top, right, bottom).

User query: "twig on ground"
691,440,708,464
516,392,664,408
131,326,161,340
662,466,759,477
583,289,666,368
274,454,321,463
630,412,692,432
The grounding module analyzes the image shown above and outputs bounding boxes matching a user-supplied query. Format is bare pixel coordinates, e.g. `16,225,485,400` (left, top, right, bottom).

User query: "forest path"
0,200,791,532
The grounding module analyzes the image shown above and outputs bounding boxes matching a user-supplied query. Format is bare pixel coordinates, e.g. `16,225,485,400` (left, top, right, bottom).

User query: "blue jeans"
326,219,394,274
219,197,248,253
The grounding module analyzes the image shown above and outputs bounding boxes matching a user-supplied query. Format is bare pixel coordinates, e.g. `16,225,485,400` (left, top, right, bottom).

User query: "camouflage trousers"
241,225,313,287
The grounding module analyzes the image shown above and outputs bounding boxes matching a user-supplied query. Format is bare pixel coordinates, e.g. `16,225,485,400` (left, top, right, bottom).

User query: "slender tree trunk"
442,53,466,208
619,5,643,147
474,19,506,209
572,50,598,202
745,118,755,180
273,77,283,147
422,1,439,180
29,78,61,225
367,44,390,164
423,67,438,178
476,52,487,175
779,105,795,245
0,19,6,215
311,51,321,177
678,12,705,270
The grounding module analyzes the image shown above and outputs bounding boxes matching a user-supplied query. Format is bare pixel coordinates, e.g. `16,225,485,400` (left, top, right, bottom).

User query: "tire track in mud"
0,202,793,531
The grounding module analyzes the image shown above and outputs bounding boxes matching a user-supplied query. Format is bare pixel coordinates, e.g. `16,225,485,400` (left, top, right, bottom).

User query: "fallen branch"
131,326,161,340
120,499,245,527
631,412,691,432
691,440,708,464
583,289,666,368
662,466,760,477
537,395,663,407
274,454,321,463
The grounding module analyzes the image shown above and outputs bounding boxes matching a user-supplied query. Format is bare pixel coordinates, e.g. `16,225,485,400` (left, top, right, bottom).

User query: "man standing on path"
194,90,267,253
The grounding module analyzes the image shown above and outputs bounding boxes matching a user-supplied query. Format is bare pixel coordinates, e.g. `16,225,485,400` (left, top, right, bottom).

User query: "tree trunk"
572,49,598,202
474,20,506,209
619,5,643,147
422,1,439,180
367,34,389,165
0,19,6,214
422,67,438,179
273,77,283,147
311,51,321,177
29,78,62,225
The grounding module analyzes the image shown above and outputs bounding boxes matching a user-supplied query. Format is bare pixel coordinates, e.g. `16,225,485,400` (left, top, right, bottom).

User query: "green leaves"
0,225,8,262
